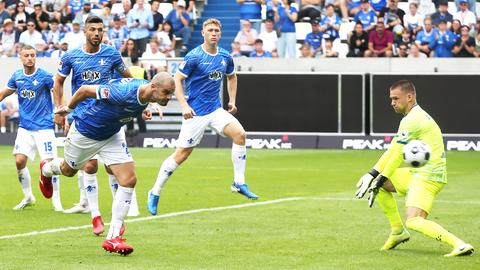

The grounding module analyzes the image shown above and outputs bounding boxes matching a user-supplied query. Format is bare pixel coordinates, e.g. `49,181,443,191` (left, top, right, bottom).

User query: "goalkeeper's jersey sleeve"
379,105,447,183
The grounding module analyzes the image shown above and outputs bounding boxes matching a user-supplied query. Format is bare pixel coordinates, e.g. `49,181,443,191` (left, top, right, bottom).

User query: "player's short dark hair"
85,15,103,25
254,39,263,44
131,55,139,65
325,3,334,9
20,45,36,52
390,80,416,94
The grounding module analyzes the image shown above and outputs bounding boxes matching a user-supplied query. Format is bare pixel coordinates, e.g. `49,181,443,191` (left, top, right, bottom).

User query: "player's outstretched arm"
226,73,238,114
53,74,67,126
0,88,15,103
174,72,196,119
55,85,98,116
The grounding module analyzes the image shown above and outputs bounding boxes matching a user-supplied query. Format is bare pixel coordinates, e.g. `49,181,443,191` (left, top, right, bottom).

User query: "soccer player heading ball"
355,80,474,257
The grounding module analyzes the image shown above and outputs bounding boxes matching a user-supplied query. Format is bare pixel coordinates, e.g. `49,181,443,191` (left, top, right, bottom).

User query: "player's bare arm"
0,88,15,102
55,85,98,116
174,72,196,119
226,73,238,114
53,74,67,126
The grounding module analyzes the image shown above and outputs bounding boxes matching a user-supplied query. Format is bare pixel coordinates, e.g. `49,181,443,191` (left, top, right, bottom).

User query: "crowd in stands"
234,0,480,58
0,0,196,76
1,0,480,61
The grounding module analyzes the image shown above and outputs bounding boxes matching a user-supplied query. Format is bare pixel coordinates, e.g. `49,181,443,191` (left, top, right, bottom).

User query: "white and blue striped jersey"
177,45,235,116
57,44,126,121
74,78,149,141
6,68,54,131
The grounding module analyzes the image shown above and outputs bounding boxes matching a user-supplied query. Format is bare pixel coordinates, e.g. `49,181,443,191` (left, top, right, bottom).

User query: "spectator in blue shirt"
127,0,154,55
165,0,191,52
431,1,453,28
108,15,130,51
250,39,273,57
429,20,455,57
415,17,436,56
370,0,386,14
320,4,341,40
273,0,298,58
354,0,377,32
304,18,323,57
237,0,263,33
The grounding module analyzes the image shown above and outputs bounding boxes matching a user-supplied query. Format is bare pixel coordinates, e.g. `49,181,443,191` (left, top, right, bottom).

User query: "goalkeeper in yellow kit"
355,80,474,257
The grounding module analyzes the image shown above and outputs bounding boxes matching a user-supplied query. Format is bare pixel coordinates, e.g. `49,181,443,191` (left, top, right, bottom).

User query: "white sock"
0,126,6,133
84,172,100,218
151,156,178,196
107,186,133,239
42,158,64,177
17,168,32,197
108,173,119,199
231,143,247,185
78,171,88,205
52,175,60,199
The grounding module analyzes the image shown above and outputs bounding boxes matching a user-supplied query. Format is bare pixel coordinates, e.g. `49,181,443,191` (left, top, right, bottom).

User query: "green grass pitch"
0,146,479,269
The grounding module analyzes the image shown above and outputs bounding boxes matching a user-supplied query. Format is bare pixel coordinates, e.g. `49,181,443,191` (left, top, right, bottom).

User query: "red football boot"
92,216,105,236
102,237,134,256
39,160,53,198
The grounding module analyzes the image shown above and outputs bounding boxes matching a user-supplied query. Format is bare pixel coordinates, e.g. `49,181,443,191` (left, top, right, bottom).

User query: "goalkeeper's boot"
381,229,411,250
231,182,259,200
13,195,36,210
147,190,160,215
444,243,474,257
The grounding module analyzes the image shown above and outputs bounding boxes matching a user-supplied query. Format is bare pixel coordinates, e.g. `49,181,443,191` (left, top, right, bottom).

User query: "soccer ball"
402,140,431,168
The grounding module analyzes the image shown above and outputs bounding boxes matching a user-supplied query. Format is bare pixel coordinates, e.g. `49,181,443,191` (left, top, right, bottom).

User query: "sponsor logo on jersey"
119,117,133,123
99,87,109,99
208,71,223,81
20,89,36,99
81,70,101,81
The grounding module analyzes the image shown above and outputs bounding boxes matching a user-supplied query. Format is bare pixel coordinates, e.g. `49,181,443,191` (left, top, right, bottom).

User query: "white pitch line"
0,197,304,240
2,196,479,240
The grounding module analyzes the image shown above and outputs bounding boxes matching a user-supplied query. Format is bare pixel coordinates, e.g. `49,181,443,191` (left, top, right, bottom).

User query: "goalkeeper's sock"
377,188,404,234
406,216,465,247
151,156,178,196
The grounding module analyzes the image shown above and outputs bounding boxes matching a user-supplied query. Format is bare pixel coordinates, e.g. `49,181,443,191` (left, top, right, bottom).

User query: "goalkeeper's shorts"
390,168,445,214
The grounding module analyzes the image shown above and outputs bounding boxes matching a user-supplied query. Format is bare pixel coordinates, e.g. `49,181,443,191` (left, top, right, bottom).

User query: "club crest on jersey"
20,89,36,99
99,59,106,65
221,59,226,66
33,79,39,86
100,87,110,99
208,71,223,81
81,70,101,81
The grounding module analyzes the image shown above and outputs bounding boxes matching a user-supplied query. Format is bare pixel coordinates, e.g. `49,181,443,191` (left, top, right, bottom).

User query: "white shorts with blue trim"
13,128,58,160
176,108,239,148
63,122,133,170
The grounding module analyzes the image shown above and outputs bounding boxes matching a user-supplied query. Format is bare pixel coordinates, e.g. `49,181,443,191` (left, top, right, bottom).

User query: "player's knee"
122,175,137,188
233,130,246,145
406,216,425,231
15,157,27,170
83,162,98,174
175,149,193,164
